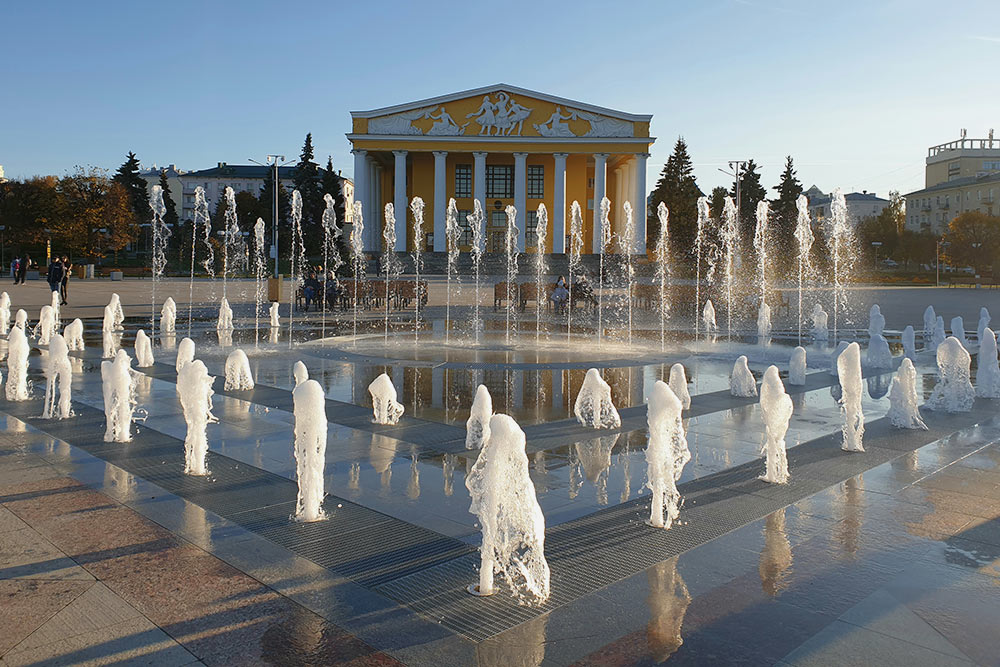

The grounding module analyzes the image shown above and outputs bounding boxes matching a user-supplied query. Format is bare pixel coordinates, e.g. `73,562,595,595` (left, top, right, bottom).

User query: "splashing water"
410,197,425,343
101,350,135,443
977,327,1000,397
321,193,343,341
382,204,402,344
950,316,969,348
369,373,404,424
350,201,365,341
888,357,928,429
926,337,975,413
789,346,807,385
923,305,937,342
702,299,717,334
288,190,305,348
645,380,690,528
469,201,485,345
759,366,792,484
812,303,829,341
134,330,154,368
504,205,519,345
221,187,247,301
465,414,550,602
654,203,670,350
731,356,757,397
567,201,584,343
224,349,255,390
253,218,267,344
178,359,217,474
466,384,493,450
597,197,611,345
668,363,691,410
694,197,710,339
0,292,10,335
191,186,212,336
6,327,28,401
160,297,176,334
828,189,855,341
445,199,462,343
293,377,328,522
534,203,548,344
216,297,233,331
43,334,72,420
175,337,195,372
574,368,621,429
754,200,770,318
620,201,636,346
64,318,84,351
35,305,55,345
792,196,814,343
149,184,171,333
838,342,864,451
720,197,739,341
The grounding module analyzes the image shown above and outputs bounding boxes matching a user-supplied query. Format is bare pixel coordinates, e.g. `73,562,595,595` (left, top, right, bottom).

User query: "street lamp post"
871,241,883,271
718,161,747,219
936,239,949,287
251,154,291,278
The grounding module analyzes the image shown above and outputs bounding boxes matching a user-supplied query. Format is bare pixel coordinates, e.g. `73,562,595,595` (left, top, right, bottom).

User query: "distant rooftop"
805,187,888,206
928,131,998,158
183,163,302,179
140,164,184,177
904,171,1000,198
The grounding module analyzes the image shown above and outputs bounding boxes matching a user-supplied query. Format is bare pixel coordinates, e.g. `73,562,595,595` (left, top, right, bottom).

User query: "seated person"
302,272,321,311
574,275,596,305
325,273,343,309
550,275,570,311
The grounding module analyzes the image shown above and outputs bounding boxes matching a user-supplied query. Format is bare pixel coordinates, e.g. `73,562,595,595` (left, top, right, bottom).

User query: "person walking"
11,256,20,284
60,256,72,304
46,256,64,295
16,254,29,285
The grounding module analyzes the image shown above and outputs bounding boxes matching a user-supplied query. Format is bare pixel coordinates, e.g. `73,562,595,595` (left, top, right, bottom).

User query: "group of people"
301,268,344,312
10,254,72,304
549,274,595,313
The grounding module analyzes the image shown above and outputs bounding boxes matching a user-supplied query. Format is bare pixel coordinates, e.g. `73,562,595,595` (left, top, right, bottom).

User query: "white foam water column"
43,334,72,419
574,368,621,428
645,380,690,528
902,325,916,360
759,366,792,483
178,359,217,475
730,356,757,397
866,334,893,369
887,358,927,429
811,303,829,341
270,302,280,329
465,384,493,450
36,305,55,345
977,307,991,344
176,337,195,372
0,291,10,335
788,346,807,386
951,316,968,348
976,328,1000,398
161,297,177,333
134,330,155,368
104,293,124,331
838,342,864,452
64,319,84,351
923,305,937,342
224,349,255,390
293,377,328,522
101,350,135,443
217,297,233,331
14,309,27,331
667,363,691,410
369,373,404,424
465,414,550,601
6,326,30,401
702,300,717,334
926,337,975,412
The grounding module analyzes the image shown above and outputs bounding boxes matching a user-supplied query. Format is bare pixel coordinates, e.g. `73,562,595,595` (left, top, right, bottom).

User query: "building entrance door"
488,209,507,253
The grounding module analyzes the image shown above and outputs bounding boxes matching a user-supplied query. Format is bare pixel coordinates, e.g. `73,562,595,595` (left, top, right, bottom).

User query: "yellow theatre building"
348,84,654,255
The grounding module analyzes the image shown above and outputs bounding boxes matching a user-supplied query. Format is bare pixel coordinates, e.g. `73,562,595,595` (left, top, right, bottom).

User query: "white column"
513,152,528,251
393,150,408,252
634,153,649,254
592,153,609,254
368,158,379,250
614,165,624,240
473,151,487,213
552,153,568,254
352,149,369,250
433,151,448,252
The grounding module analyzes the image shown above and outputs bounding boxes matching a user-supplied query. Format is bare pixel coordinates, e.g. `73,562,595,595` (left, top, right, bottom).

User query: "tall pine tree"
158,170,179,227
113,151,150,226
648,138,703,271
771,156,803,263
292,133,323,254
729,159,766,242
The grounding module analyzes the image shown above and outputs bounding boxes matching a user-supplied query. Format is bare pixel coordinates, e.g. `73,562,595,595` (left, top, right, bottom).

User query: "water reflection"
866,373,891,399
369,433,396,492
477,613,548,667
836,475,864,559
406,452,421,501
646,556,690,661
442,453,455,497
759,508,793,596
573,434,618,505
160,332,176,350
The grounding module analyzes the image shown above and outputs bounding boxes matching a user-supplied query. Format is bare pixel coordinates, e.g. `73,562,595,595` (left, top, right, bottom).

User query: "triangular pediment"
353,84,650,139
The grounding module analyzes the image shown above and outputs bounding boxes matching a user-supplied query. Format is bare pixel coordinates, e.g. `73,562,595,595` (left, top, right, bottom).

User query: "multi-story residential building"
138,164,185,217
904,132,1000,234
804,185,889,224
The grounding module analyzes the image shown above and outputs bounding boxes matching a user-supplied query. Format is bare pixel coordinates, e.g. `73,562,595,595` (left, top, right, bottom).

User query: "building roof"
182,163,304,180
904,171,1000,197
808,191,889,206
351,83,652,122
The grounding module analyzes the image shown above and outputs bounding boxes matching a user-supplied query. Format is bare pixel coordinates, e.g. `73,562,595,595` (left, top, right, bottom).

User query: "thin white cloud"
967,35,1000,43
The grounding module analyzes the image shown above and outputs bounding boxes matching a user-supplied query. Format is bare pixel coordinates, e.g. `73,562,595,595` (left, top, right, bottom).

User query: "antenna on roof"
960,128,967,139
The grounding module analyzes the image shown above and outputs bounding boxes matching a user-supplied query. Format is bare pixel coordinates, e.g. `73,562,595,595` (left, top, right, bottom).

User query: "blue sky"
2,0,997,198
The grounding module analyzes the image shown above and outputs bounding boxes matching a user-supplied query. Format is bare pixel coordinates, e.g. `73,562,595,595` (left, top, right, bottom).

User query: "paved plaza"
0,278,999,665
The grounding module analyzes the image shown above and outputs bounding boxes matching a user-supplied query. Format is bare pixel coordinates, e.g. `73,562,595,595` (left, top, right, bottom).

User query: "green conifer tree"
648,138,703,271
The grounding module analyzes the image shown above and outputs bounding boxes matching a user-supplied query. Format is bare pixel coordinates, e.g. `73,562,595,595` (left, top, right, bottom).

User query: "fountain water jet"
465,414,550,601
14,309,26,331
288,190,306,348
369,373,404,425
466,384,493,450
293,377,328,522
221,186,247,302
253,218,267,344
533,203,548,344
149,184,171,332
350,201,365,341
794,195,814,343
978,307,991,344
190,186,212,336
42,334,72,420
620,201,636,346
902,325,916,360
178,359,217,475
175,337,195,372
216,297,233,331
667,363,691,410
720,197,739,341
923,305,937,342
134,330,155,367
0,291,10,335
269,302,280,329
759,366,792,483
868,304,885,339
293,360,309,386
694,197,710,339
866,334,892,369
926,337,974,412
567,201,584,343
753,201,771,331
381,203,402,344
103,294,124,332
887,358,927,429
829,341,850,376
950,316,968,348
50,291,60,328
731,356,757,397
321,194,343,341
645,380,689,528
64,319,84,351
101,350,135,443
838,342,864,452
102,331,118,359
161,297,176,333
504,205,519,345
6,327,28,400
827,189,855,341
224,349,254,390
654,203,670,350
574,368,620,429
35,305,55,345
410,197,425,343
469,201,485,345
789,346,807,385
757,303,772,341
932,316,946,350
702,300,717,334
445,199,462,343
976,328,1000,397
812,303,829,341
595,197,613,345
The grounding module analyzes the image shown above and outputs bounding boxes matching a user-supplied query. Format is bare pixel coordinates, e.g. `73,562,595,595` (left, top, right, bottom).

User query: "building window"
527,165,544,198
490,210,507,228
526,210,538,247
457,209,472,246
454,165,472,198
486,165,513,199
983,160,1000,170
